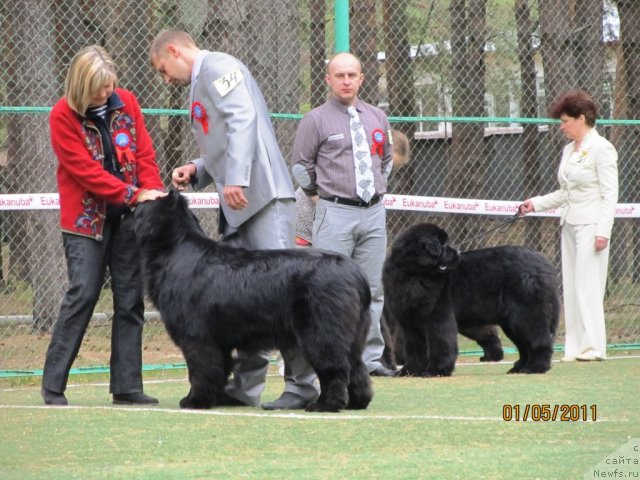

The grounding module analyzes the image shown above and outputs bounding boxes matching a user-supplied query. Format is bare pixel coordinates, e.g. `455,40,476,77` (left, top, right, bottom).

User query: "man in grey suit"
150,30,319,410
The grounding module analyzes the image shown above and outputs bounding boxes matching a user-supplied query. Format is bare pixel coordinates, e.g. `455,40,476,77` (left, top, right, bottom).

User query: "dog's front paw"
423,369,453,378
179,395,211,409
507,366,527,374
398,365,420,377
481,350,504,362
305,401,341,413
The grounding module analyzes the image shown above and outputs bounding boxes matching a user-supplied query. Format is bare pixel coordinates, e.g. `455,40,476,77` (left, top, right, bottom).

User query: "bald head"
325,52,364,106
327,52,362,75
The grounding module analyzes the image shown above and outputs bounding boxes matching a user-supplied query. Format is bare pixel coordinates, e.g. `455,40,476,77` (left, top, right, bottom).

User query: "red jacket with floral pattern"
49,88,163,240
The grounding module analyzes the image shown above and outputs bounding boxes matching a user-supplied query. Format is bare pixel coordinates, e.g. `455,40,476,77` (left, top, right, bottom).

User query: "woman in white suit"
519,90,618,362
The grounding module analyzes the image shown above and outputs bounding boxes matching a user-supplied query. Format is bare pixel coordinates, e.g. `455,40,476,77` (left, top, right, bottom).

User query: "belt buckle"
364,195,378,207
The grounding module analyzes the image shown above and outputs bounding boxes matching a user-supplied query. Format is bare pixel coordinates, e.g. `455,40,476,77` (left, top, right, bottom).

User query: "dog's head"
390,223,459,274
134,190,204,247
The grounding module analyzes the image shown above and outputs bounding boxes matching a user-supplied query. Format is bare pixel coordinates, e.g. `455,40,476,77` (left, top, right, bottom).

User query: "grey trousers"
222,198,319,406
312,199,387,372
42,213,145,395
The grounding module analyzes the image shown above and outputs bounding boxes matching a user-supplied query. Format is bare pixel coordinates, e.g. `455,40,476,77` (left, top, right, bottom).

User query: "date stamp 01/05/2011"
502,404,597,422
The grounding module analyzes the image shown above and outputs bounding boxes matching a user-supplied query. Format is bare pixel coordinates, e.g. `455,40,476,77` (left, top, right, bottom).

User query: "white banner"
0,192,638,218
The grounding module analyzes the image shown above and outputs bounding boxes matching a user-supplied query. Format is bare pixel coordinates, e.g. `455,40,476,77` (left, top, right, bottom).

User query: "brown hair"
391,129,411,169
549,90,597,127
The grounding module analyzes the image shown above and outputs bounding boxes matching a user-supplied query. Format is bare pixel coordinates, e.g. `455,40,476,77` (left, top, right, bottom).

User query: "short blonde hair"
150,30,197,61
64,45,117,114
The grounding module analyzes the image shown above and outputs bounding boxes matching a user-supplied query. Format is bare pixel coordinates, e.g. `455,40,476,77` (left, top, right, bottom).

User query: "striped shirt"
291,96,393,200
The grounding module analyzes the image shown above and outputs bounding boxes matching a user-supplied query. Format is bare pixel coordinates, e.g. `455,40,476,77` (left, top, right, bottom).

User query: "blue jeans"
42,213,145,395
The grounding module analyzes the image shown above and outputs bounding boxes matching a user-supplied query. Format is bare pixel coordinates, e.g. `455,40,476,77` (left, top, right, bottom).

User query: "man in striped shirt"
292,52,396,377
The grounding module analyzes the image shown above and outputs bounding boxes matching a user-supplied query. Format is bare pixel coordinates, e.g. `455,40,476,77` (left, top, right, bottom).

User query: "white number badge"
213,70,244,97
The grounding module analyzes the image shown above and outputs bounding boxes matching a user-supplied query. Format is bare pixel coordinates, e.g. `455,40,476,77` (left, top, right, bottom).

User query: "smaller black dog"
134,192,373,412
383,223,560,377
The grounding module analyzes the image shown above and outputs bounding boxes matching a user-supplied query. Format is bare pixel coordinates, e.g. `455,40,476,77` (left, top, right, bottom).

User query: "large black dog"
134,192,373,412
383,223,560,377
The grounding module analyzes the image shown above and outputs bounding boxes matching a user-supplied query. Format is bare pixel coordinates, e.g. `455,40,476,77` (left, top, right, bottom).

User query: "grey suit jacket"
532,128,618,238
189,51,294,228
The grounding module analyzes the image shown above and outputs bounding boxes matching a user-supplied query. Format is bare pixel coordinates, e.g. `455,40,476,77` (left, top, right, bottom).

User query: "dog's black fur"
381,313,504,370
382,223,559,376
134,191,373,412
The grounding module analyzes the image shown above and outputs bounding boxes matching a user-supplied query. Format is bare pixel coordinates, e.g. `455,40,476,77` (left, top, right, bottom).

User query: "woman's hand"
595,236,609,252
137,189,167,203
518,199,535,216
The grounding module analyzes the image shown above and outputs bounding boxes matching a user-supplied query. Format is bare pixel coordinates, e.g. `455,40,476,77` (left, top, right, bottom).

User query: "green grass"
1,356,638,480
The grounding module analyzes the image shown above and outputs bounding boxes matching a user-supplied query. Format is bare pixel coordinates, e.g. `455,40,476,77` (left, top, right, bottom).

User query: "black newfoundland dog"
134,191,372,412
383,223,559,377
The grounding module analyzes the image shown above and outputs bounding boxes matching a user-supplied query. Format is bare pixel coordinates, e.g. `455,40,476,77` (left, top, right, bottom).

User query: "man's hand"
172,164,197,190
223,185,248,210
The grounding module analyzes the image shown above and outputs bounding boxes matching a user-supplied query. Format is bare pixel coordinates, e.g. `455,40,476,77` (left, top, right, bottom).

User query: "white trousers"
561,223,609,359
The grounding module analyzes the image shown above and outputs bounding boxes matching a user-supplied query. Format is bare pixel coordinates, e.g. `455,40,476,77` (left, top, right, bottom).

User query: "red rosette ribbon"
371,128,386,157
191,101,209,134
112,131,135,165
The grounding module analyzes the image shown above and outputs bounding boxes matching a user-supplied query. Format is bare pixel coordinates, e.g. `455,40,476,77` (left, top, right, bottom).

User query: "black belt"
320,195,382,208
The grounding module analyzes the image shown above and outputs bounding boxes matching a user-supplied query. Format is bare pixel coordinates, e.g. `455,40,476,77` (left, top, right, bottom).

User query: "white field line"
0,404,625,423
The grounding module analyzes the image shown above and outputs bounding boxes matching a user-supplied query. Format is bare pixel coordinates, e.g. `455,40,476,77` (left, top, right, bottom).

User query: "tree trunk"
448,0,488,248
515,0,542,250
350,0,380,105
538,0,576,266
383,0,417,241
7,0,65,331
310,0,327,109
573,0,605,105
383,0,416,137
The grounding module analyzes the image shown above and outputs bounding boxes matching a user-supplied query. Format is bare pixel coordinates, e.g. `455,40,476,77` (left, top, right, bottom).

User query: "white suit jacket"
532,129,618,239
189,51,294,228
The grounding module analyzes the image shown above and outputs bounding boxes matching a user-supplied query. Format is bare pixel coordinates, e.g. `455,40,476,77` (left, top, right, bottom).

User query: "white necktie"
348,106,374,202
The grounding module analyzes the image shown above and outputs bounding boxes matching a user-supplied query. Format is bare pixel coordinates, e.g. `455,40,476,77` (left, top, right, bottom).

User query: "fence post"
335,0,349,52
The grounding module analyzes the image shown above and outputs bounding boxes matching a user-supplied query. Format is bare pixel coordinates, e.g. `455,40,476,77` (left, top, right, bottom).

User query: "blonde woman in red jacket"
42,45,166,406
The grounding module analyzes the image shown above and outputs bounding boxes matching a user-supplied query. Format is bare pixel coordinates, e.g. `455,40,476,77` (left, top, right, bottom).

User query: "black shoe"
113,392,159,405
42,388,68,406
370,366,398,377
261,392,311,410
